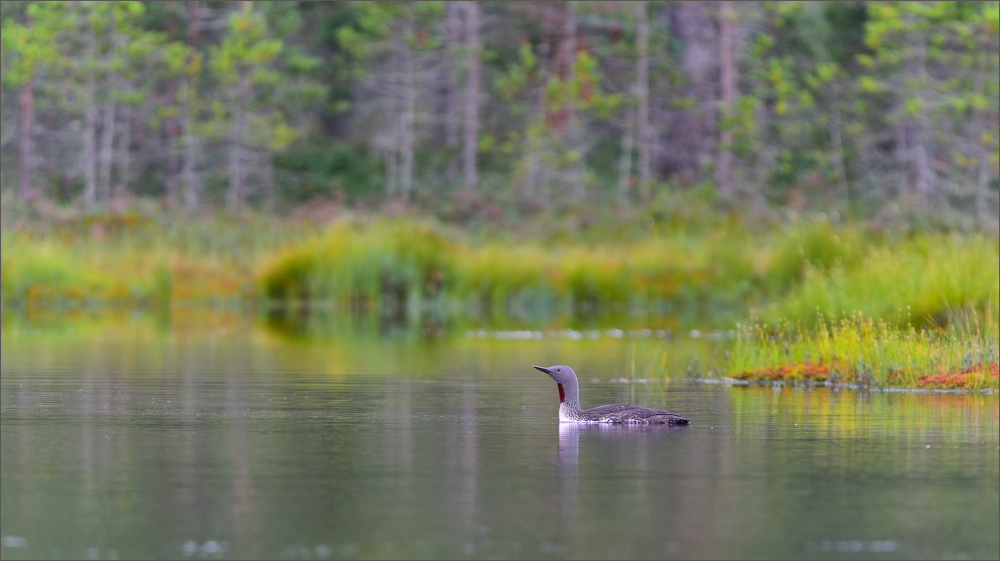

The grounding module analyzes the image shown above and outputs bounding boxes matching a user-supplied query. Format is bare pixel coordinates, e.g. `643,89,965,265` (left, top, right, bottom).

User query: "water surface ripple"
2,322,998,560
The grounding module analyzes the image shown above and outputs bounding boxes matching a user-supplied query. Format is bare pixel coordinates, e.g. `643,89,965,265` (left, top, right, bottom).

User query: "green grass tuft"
727,308,999,389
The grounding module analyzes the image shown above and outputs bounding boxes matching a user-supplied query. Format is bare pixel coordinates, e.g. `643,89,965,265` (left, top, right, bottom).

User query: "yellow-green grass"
762,233,1000,328
6,213,998,332
257,217,872,318
1,223,280,304
726,310,999,390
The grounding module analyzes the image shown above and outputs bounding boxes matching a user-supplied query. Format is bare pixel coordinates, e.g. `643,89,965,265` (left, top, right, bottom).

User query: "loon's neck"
557,379,582,419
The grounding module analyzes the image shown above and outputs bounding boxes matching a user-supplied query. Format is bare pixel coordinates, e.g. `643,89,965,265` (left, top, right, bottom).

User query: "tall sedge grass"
0,214,293,303
6,214,998,331
259,220,459,310
764,234,1000,328
257,217,996,324
1,233,115,301
258,220,783,318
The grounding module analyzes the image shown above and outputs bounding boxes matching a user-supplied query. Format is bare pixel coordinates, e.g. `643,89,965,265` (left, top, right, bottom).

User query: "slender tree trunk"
227,76,248,211
383,29,400,199
18,82,34,201
910,118,933,208
261,152,275,210
165,13,181,204
976,141,991,223
385,149,398,198
560,2,586,202
754,101,768,196
716,1,736,196
182,92,200,212
99,76,117,202
830,95,850,203
82,19,98,208
672,1,715,185
617,108,634,207
228,4,253,211
115,106,131,199
635,0,651,196
973,45,993,223
165,88,180,202
444,2,462,152
909,34,934,209
17,13,36,203
399,8,417,202
183,1,201,212
522,118,541,200
461,0,480,193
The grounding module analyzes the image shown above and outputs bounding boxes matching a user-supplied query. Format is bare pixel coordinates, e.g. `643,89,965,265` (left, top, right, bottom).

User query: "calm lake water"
2,310,998,560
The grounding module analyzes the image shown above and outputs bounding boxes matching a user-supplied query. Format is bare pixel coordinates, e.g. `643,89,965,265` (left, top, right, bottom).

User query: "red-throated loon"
534,365,690,424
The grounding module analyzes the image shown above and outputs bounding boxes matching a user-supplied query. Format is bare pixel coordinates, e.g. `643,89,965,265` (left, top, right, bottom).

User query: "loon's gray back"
579,403,689,424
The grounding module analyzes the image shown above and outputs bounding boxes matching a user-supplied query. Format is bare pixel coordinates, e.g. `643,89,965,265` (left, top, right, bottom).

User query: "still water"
2,310,998,560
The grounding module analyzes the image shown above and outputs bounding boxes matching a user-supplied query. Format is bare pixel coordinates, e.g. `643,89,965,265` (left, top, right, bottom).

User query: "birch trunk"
165,15,181,204
617,110,634,207
910,36,934,208
399,8,417,202
673,1,715,185
830,101,850,203
976,140,991,223
561,3,585,202
972,39,993,223
182,1,201,212
115,106,131,198
228,4,253,211
461,0,480,193
385,149,398,198
227,76,248,211
182,90,200,212
716,1,736,196
98,70,117,202
635,0,651,195
18,82,33,201
261,152,275,210
82,19,98,208
444,2,462,152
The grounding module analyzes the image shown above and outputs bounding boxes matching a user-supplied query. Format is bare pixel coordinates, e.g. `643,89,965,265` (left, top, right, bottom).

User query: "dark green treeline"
1,1,998,225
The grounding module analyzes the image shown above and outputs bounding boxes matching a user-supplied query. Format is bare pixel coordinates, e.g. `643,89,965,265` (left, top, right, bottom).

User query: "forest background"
1,0,997,229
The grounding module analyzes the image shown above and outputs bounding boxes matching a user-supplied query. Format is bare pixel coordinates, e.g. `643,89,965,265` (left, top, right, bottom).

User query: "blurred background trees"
1,1,997,228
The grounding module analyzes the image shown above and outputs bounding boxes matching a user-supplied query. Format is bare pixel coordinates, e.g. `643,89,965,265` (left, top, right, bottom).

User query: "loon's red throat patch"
557,383,565,403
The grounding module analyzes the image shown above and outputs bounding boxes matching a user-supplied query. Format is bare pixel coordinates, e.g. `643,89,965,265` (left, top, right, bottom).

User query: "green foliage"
765,233,1000,328
272,143,383,202
760,219,865,295
728,309,999,389
0,2,64,87
0,1,997,220
256,217,985,324
260,219,458,307
336,1,443,60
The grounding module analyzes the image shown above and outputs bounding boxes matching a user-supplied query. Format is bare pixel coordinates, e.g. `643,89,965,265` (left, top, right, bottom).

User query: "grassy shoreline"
3,213,998,391
724,310,999,391
4,213,996,314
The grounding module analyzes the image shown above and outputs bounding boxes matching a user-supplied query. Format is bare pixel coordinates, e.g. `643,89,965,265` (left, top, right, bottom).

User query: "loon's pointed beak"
533,366,551,375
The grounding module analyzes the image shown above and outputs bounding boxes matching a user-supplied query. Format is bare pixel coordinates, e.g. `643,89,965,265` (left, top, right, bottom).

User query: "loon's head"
533,365,577,385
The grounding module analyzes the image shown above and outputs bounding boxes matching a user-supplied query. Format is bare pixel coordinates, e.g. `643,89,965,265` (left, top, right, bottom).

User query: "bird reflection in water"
557,422,688,469
555,422,688,537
